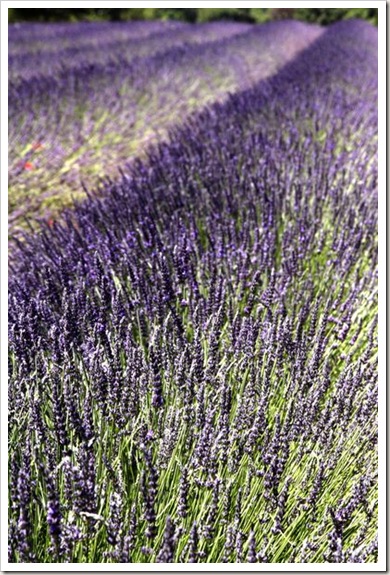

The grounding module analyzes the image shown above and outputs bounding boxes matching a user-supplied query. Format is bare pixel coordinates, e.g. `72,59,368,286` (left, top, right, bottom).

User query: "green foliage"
196,8,255,23
8,7,378,25
8,8,112,23
249,8,273,23
345,8,378,26
294,8,378,26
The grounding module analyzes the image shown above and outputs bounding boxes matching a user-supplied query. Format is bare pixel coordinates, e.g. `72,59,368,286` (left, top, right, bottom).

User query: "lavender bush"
8,19,377,563
9,20,321,235
9,20,251,82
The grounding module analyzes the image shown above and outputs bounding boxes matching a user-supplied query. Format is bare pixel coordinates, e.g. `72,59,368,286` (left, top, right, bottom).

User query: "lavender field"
8,18,378,564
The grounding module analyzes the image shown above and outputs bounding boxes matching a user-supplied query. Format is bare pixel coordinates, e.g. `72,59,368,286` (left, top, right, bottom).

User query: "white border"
1,1,386,572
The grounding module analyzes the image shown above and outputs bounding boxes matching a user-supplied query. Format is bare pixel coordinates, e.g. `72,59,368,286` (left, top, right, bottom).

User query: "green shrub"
8,7,378,25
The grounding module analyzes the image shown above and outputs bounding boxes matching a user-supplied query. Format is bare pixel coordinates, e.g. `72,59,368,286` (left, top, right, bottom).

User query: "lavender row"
9,20,322,235
8,19,378,563
9,21,250,82
8,19,184,55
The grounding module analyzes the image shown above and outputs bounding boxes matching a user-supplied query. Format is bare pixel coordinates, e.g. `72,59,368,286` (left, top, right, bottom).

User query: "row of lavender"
9,20,378,563
9,20,248,231
8,19,178,46
9,21,248,81
9,20,321,234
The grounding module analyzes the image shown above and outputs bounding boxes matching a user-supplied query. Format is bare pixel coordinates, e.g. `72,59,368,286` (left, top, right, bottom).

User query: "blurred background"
8,7,378,26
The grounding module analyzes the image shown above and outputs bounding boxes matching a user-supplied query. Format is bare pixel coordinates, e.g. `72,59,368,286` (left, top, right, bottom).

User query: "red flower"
24,162,34,170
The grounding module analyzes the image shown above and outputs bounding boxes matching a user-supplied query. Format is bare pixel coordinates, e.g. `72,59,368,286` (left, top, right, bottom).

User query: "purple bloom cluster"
8,19,378,563
8,19,322,235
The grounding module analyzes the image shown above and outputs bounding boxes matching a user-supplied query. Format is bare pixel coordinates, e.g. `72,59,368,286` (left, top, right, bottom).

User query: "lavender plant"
8,20,322,235
8,19,378,563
